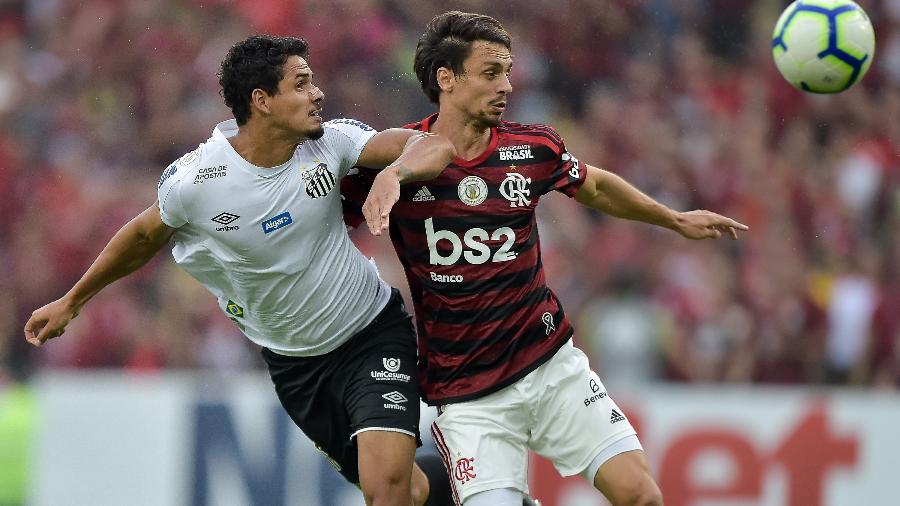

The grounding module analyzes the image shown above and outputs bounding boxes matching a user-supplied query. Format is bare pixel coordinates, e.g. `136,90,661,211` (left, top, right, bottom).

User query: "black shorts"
261,289,421,484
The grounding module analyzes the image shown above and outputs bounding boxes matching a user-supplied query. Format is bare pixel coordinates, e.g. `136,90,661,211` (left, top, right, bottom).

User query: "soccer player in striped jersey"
345,11,748,506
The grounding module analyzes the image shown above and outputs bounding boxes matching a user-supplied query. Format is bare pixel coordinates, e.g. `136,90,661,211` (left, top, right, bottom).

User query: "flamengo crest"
500,172,531,208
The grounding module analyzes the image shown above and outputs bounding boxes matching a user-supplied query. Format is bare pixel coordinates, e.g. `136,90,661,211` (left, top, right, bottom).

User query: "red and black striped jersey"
342,114,587,404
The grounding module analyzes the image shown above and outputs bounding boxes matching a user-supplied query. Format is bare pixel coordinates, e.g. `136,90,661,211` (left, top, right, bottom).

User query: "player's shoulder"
497,121,565,153
158,145,201,190
322,118,376,139
157,135,227,194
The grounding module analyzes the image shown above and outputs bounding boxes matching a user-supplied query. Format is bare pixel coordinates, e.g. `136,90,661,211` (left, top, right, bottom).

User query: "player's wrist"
61,290,87,316
666,209,685,233
384,163,413,184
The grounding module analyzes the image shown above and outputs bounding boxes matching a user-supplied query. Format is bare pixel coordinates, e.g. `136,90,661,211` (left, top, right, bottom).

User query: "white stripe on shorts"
349,427,416,441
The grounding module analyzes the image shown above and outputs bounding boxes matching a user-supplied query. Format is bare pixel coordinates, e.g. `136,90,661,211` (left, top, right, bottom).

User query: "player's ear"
250,88,272,116
436,67,454,94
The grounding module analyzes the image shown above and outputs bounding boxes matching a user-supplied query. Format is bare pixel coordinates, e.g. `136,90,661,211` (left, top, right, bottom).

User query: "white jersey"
157,119,391,356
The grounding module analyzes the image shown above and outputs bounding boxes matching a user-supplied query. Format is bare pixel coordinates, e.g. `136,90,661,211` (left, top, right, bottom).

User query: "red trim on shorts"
431,422,462,506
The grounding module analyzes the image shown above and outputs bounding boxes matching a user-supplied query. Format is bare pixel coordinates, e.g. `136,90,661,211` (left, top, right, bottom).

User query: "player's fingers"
362,199,377,234
24,317,44,343
727,226,738,240
35,325,60,345
379,211,389,236
716,216,748,231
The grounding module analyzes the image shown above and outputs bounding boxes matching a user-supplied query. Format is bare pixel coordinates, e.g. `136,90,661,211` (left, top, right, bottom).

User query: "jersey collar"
421,113,499,169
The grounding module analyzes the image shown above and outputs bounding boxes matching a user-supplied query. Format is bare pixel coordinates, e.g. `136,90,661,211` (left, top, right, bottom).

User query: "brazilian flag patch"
226,300,244,318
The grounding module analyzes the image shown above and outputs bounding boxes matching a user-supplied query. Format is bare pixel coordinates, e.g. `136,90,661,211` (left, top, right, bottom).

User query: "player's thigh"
261,347,362,483
345,308,421,444
356,430,417,492
593,449,661,505
528,341,637,477
432,390,531,504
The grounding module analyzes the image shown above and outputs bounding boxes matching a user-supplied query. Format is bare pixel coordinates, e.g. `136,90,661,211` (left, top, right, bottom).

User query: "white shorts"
431,339,638,503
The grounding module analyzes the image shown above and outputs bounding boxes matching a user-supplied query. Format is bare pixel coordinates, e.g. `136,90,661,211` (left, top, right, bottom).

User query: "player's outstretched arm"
357,129,456,235
575,164,749,240
24,202,175,347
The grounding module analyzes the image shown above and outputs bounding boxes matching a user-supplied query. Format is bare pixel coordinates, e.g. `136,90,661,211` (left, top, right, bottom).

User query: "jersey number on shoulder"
425,218,516,266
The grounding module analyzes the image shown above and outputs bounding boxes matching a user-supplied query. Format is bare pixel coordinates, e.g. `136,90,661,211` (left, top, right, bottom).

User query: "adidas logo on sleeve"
412,186,436,202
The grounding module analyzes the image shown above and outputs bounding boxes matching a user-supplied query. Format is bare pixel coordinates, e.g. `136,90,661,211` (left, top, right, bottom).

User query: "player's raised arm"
575,163,749,240
357,128,457,235
24,203,174,347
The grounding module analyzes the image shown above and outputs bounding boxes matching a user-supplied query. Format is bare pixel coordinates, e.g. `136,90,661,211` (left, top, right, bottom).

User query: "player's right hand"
362,166,402,236
24,298,79,347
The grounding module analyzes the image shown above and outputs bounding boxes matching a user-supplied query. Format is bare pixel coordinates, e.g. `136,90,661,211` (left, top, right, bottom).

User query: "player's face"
447,41,512,127
267,56,325,140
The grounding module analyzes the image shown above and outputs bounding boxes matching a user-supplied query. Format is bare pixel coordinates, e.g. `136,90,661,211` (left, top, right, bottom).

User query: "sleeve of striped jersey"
542,126,587,198
157,162,188,228
340,167,379,228
322,119,378,178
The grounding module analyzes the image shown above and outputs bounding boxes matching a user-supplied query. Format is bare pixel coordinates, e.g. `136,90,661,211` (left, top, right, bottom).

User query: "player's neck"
229,122,299,168
431,109,492,162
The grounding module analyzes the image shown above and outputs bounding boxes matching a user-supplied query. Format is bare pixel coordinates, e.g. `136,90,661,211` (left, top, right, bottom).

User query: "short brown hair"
413,11,511,104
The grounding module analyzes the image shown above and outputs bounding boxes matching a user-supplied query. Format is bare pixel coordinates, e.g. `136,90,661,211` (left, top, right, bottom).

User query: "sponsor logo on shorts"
382,391,408,411
384,357,401,372
454,457,477,484
371,370,411,382
610,409,626,424
371,357,412,382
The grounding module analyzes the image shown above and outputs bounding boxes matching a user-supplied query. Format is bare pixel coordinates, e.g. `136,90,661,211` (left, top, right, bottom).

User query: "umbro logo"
212,212,239,225
382,391,407,404
382,390,408,411
212,212,240,231
412,186,436,202
610,409,625,424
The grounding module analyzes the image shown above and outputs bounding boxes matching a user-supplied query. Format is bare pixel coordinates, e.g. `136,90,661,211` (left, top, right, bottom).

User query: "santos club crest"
302,162,336,199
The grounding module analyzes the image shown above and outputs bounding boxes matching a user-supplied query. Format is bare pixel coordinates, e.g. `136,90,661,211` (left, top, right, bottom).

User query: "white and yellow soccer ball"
772,0,875,93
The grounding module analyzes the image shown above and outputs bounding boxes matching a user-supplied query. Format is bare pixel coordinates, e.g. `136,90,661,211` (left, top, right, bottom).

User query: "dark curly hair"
414,11,511,104
218,35,310,125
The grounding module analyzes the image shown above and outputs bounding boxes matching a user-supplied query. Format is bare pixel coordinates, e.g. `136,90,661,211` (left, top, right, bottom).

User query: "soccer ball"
772,0,875,93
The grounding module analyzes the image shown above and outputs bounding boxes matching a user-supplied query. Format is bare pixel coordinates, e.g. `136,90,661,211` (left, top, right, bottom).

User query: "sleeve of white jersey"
157,161,189,228
321,119,377,178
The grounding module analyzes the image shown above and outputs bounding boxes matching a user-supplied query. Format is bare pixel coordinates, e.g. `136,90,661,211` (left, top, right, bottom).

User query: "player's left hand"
673,210,749,240
362,167,402,236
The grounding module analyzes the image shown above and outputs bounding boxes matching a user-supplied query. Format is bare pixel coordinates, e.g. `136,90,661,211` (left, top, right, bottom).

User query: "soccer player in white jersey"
24,35,457,506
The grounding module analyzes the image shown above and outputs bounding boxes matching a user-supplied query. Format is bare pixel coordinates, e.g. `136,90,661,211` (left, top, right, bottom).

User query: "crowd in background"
1,0,898,389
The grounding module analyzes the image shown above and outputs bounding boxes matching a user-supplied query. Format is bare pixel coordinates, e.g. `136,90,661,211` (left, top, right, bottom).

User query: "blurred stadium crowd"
1,0,899,389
